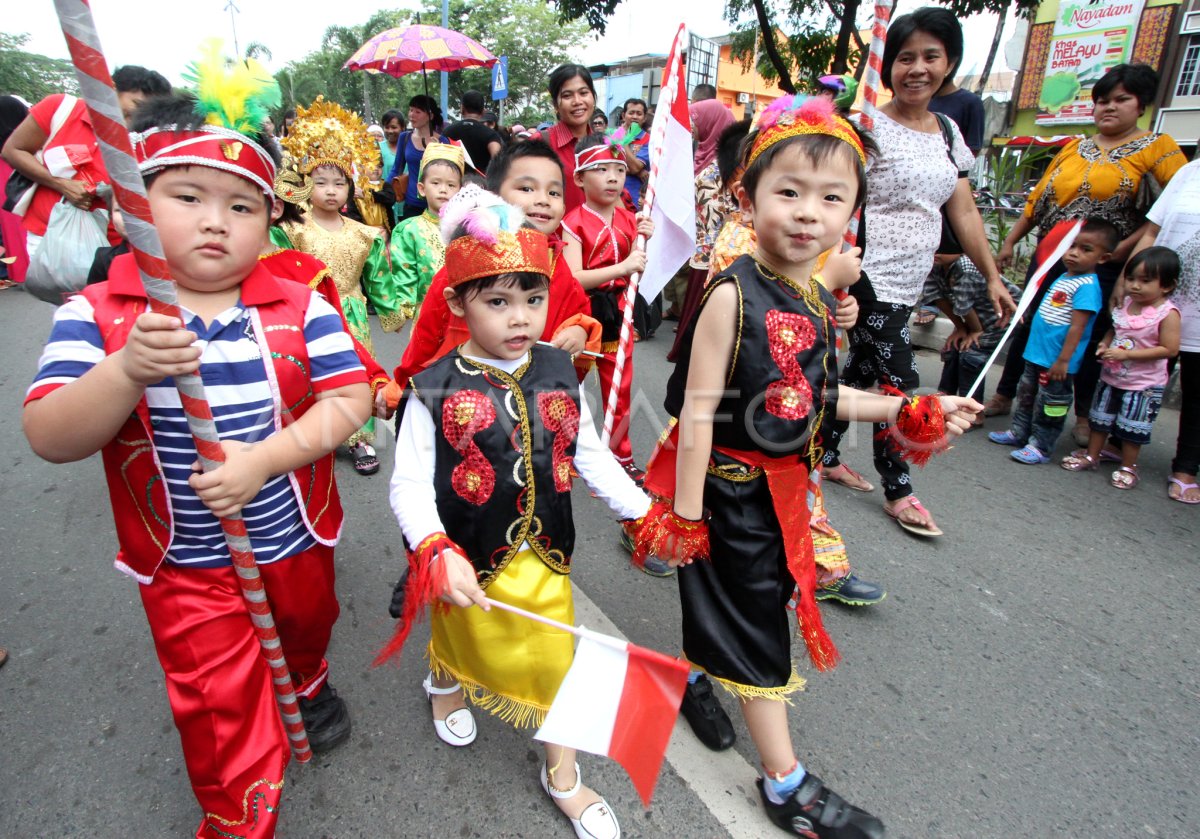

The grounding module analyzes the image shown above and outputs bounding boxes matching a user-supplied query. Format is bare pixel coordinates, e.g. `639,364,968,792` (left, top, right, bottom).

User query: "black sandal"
352,443,380,476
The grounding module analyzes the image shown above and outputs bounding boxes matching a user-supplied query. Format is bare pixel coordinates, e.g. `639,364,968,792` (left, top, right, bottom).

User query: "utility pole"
224,0,241,57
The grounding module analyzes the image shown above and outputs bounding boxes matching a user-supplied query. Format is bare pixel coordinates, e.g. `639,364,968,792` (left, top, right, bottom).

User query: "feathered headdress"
133,41,279,197
182,40,280,136
440,186,550,287
280,96,381,193
748,94,866,168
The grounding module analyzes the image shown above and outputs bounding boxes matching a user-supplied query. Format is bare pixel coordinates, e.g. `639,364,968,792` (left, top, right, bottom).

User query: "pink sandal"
825,464,875,492
1061,453,1098,472
885,495,943,537
1111,466,1139,490
1167,476,1200,505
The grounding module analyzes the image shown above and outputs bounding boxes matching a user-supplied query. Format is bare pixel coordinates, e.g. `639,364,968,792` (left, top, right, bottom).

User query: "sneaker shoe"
1010,444,1050,464
987,430,1021,446
757,774,885,838
298,681,352,753
679,674,735,751
618,528,675,577
816,574,886,606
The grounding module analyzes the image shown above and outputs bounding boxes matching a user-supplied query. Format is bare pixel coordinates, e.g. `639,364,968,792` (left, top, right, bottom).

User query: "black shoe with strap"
298,681,352,754
679,674,735,751
757,774,885,838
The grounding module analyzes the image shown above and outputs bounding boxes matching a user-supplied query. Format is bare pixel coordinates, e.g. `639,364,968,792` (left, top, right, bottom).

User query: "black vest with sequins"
666,255,838,456
411,345,581,584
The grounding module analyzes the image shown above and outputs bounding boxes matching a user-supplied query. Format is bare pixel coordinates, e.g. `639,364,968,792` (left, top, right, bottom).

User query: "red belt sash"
644,424,839,671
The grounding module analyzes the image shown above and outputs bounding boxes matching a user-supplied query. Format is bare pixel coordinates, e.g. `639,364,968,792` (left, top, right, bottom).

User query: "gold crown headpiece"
419,142,466,179
280,96,381,190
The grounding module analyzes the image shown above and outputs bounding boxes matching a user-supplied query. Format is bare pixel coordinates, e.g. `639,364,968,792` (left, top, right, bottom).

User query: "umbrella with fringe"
344,24,497,98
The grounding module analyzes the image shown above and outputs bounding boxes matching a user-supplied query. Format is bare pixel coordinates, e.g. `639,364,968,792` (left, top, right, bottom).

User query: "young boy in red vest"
23,84,371,837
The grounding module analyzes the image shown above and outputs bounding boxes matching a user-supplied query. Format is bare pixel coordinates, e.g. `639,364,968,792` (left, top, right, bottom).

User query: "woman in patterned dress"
991,64,1185,444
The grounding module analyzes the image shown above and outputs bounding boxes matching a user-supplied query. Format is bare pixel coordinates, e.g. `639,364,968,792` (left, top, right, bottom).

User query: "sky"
17,0,1019,89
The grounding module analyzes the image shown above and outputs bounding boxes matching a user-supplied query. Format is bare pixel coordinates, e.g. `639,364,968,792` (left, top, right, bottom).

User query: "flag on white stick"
638,24,695,302
967,219,1083,399
535,629,689,806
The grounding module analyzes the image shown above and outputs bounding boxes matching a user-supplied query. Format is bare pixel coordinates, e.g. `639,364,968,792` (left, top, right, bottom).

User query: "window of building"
1176,37,1200,98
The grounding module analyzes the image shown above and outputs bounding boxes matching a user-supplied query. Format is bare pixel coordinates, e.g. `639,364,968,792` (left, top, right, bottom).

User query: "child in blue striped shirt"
23,83,371,838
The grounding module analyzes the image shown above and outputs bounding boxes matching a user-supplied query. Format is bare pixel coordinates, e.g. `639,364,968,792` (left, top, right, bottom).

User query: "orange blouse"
1023,132,1185,240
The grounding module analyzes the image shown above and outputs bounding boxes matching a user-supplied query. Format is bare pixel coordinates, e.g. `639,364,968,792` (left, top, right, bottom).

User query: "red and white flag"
535,630,689,806
639,24,695,302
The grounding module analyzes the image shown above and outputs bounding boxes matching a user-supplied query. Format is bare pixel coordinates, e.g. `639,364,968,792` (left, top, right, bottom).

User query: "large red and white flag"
639,23,695,302
535,630,689,806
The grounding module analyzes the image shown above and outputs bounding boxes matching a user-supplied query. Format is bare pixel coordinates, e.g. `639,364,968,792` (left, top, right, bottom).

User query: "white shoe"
539,761,621,839
422,673,476,746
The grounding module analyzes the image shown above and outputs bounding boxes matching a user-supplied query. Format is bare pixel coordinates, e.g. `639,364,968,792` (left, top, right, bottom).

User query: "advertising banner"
1036,0,1145,126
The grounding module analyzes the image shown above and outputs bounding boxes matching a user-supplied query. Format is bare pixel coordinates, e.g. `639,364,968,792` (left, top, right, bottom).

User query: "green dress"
272,218,401,445
388,209,445,317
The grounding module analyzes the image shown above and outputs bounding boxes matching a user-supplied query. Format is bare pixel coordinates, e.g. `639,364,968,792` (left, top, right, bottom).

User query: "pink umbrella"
344,25,497,96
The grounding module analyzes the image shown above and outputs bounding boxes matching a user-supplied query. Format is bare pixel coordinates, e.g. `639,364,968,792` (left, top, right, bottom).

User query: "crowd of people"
2,6,1197,838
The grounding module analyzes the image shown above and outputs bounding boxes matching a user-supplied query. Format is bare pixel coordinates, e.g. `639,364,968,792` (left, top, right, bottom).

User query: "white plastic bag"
24,198,110,304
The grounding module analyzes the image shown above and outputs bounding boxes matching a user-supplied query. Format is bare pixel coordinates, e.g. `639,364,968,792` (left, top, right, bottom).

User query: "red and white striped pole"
601,23,687,448
53,0,312,763
842,0,893,251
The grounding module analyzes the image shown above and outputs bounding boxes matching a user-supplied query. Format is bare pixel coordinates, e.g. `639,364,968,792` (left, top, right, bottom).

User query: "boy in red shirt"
390,140,599,395
561,135,654,479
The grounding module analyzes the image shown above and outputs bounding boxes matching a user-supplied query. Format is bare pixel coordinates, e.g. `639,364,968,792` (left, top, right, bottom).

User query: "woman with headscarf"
690,97,734,175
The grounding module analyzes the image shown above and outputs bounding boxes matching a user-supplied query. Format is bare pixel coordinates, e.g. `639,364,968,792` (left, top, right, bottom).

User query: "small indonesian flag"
639,24,695,302
535,630,689,806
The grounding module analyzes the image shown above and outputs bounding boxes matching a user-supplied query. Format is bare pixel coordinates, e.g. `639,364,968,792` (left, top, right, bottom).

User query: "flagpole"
842,0,892,253
965,220,1082,399
53,0,312,763
483,597,629,652
600,23,687,449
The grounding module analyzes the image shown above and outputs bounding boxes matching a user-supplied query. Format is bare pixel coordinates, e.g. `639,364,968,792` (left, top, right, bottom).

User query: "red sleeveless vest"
83,255,343,583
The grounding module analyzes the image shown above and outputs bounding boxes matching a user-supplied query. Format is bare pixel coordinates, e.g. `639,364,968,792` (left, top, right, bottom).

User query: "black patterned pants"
822,302,919,501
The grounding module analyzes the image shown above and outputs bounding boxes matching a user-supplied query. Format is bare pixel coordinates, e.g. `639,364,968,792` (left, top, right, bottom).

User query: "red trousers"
595,349,634,465
138,544,338,839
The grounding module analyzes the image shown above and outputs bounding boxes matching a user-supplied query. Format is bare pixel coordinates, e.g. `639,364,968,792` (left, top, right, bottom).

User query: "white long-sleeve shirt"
389,352,650,552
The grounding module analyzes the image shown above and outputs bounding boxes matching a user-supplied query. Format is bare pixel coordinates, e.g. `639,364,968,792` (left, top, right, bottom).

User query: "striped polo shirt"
28,284,366,568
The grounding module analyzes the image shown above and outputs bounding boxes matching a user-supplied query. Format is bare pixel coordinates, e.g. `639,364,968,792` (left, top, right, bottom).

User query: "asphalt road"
1,285,1196,838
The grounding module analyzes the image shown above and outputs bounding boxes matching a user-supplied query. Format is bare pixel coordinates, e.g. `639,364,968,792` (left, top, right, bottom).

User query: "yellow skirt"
429,549,574,729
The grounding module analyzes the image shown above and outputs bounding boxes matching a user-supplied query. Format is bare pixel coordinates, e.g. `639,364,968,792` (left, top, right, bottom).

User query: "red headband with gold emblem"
575,142,626,173
134,125,276,197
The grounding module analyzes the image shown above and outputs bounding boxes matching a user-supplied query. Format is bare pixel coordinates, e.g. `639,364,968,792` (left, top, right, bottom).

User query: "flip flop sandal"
352,443,380,476
914,309,937,325
1167,477,1200,505
885,495,943,537
824,464,875,492
1111,466,1139,490
1061,453,1098,472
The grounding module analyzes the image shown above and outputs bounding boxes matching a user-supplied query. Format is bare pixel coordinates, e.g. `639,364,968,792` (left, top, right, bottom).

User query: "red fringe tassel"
876,385,949,468
373,533,456,666
629,499,710,569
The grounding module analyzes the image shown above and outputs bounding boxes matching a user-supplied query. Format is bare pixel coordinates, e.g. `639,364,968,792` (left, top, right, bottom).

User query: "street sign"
491,56,509,101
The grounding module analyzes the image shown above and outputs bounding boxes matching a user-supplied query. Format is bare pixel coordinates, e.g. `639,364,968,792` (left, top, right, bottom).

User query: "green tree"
554,0,1040,95
0,33,79,103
